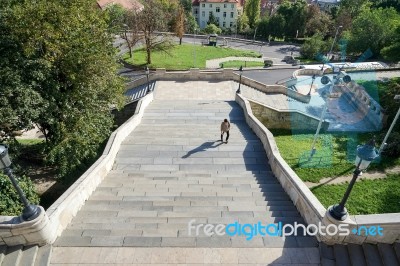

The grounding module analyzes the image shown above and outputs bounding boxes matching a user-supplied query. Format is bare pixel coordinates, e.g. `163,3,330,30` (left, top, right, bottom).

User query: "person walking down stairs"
220,118,231,143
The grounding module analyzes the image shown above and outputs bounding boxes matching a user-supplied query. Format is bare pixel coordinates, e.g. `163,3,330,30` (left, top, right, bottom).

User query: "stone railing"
126,68,311,103
236,93,400,244
0,94,154,246
342,81,385,130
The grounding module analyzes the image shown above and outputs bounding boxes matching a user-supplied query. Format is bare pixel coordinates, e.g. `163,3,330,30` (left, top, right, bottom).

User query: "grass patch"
123,44,261,70
311,175,400,214
220,60,264,68
271,130,355,183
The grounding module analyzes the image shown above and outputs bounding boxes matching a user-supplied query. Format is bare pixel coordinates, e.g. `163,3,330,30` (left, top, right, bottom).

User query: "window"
223,22,226,27
194,9,198,14
231,4,234,8
223,11,226,17
202,11,205,17
224,4,227,8
210,4,212,7
209,11,213,17
202,3,205,7
216,7,220,12
230,12,234,18
230,22,233,27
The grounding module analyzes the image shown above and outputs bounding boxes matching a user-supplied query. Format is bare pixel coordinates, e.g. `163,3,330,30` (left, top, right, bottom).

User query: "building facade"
313,0,340,12
192,0,243,30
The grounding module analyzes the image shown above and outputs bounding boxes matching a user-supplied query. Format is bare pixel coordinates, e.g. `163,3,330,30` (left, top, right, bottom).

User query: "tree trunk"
128,45,132,58
179,38,182,45
147,48,151,64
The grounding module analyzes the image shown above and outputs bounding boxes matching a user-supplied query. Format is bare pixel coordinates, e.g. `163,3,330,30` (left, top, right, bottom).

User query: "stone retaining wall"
249,100,329,131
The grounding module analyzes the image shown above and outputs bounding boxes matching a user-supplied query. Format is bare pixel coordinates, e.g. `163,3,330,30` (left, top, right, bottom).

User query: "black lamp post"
145,66,150,94
0,145,41,221
236,65,243,94
308,75,316,96
328,139,379,221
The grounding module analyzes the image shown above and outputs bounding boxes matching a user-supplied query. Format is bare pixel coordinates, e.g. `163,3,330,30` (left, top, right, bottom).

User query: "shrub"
0,173,40,216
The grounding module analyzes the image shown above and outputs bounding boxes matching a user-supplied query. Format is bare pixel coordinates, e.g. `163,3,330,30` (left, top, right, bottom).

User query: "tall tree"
0,0,125,177
175,5,185,45
122,9,142,58
137,0,174,64
305,5,332,37
245,0,261,29
345,6,400,56
277,0,307,38
180,0,192,13
208,12,219,27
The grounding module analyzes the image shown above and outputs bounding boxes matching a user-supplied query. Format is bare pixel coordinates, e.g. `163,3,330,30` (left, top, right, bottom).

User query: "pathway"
51,80,319,265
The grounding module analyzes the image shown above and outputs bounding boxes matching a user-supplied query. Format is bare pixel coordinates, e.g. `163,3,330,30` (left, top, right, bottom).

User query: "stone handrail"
236,93,400,244
125,69,311,103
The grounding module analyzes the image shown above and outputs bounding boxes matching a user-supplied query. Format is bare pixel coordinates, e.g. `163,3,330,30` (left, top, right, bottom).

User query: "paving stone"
123,237,162,247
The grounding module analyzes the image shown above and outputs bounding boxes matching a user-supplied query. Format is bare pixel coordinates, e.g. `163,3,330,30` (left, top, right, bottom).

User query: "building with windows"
192,0,243,29
313,0,340,12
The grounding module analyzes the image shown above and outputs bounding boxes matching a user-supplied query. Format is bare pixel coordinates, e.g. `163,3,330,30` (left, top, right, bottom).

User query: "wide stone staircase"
0,244,51,266
51,81,320,264
321,242,400,266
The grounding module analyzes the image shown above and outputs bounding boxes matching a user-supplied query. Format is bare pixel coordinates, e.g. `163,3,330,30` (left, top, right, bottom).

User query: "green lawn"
123,44,261,70
220,60,264,68
270,130,400,183
271,130,355,183
312,175,400,215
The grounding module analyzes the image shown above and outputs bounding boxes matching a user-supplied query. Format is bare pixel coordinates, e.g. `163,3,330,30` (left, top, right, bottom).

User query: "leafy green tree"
381,27,400,61
204,24,222,35
268,14,286,39
245,0,261,29
0,173,39,216
180,0,192,13
122,9,142,59
277,0,308,38
104,3,126,33
339,0,371,19
345,6,400,57
208,12,219,27
300,33,330,59
186,13,199,33
0,0,125,177
237,14,250,33
305,5,332,37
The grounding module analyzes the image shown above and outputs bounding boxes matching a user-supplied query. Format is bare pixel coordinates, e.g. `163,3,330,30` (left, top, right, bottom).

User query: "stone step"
19,245,38,266
347,243,367,266
394,242,400,263
363,243,384,266
108,169,273,177
1,245,22,266
0,245,6,264
377,243,400,266
333,244,351,266
34,245,52,266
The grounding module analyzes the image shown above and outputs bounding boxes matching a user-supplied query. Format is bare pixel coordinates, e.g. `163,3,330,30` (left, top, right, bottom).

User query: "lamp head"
343,75,351,83
355,139,379,170
321,76,331,85
0,144,12,169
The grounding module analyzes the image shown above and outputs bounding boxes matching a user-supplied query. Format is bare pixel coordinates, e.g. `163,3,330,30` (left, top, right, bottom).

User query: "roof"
316,0,340,4
195,0,240,4
97,0,144,10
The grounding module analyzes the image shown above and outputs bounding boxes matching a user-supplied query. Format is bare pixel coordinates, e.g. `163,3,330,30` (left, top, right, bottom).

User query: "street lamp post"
193,28,197,68
378,95,400,153
145,66,150,94
328,25,343,61
309,72,351,159
328,139,379,220
308,75,316,96
0,145,41,221
236,66,243,94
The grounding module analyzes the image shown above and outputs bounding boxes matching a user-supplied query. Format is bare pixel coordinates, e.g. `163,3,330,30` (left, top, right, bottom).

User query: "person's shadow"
181,141,224,158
